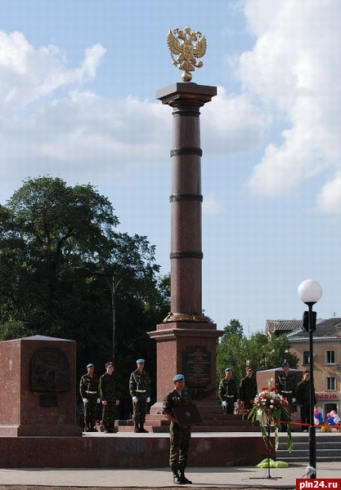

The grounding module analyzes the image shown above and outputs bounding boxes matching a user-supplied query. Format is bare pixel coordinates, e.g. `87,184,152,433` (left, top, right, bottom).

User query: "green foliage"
217,320,299,388
0,176,170,406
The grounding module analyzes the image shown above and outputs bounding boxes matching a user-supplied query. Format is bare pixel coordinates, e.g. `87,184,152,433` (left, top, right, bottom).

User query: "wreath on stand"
248,387,293,453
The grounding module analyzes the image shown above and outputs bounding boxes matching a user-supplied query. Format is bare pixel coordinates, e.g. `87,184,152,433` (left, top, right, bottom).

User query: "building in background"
266,318,341,419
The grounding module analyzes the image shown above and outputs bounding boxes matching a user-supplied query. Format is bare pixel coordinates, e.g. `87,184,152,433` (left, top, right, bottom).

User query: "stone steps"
277,433,341,462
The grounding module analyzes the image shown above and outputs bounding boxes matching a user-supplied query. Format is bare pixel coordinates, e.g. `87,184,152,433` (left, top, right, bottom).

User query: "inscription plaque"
31,347,70,392
184,346,211,388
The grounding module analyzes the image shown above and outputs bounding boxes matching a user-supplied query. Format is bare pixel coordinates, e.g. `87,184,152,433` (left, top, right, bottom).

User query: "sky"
1,0,341,336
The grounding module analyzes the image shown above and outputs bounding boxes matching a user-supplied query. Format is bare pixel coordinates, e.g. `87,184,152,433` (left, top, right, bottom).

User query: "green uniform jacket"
129,369,151,397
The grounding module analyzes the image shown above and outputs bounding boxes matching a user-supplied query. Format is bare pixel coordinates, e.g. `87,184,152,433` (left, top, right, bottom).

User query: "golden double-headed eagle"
167,26,207,82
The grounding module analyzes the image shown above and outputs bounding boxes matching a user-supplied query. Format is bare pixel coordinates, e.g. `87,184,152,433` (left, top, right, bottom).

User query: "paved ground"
0,462,340,489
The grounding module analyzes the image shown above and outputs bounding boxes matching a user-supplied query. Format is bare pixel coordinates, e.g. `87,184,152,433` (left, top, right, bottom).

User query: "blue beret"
225,367,232,372
136,358,145,364
173,374,185,381
86,363,94,368
281,361,289,367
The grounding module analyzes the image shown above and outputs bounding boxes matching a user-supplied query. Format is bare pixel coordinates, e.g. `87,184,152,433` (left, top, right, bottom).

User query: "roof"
287,317,341,340
266,319,302,335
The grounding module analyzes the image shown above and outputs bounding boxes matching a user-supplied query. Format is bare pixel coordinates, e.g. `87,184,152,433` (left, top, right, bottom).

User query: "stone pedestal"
0,335,82,436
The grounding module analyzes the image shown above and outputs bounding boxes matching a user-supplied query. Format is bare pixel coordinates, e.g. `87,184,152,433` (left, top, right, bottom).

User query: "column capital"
156,82,217,107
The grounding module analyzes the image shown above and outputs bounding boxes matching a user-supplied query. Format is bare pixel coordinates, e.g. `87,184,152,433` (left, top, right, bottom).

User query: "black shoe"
139,427,148,433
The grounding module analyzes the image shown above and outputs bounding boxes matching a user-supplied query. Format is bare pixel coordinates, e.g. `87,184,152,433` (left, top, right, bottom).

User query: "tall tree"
0,177,169,403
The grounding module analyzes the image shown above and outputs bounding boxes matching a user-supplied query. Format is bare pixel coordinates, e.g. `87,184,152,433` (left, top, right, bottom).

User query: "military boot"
171,467,183,485
139,423,148,433
179,468,192,484
134,421,140,433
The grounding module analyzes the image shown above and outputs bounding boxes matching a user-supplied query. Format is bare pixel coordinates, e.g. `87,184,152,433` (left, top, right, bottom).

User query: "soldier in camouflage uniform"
276,361,297,431
218,368,239,414
99,362,120,433
239,368,258,410
79,363,100,432
162,374,193,485
129,359,151,433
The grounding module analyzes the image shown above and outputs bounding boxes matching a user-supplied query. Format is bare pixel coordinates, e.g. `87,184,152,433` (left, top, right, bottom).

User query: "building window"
325,350,335,364
303,351,310,364
326,377,336,391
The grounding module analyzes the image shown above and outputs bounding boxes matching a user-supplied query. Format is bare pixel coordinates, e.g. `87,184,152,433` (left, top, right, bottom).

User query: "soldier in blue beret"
79,363,100,432
218,367,238,414
162,374,193,485
129,359,151,433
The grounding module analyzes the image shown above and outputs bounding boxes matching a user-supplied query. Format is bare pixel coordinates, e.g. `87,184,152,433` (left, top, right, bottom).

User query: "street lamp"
298,279,322,479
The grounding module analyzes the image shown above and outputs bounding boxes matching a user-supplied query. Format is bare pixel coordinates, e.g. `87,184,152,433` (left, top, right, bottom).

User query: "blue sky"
1,0,341,335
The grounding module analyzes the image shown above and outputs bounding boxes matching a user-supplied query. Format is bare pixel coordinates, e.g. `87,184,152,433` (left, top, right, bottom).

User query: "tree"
221,319,244,341
217,321,299,391
0,177,169,406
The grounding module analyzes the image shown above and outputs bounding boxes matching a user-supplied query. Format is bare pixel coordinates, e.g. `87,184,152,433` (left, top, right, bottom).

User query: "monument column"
148,27,223,406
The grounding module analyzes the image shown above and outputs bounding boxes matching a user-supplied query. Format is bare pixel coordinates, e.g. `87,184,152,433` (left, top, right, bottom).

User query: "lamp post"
298,279,322,479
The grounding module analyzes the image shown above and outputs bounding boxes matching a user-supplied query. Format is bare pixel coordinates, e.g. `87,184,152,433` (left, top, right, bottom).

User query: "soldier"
162,374,193,485
218,368,238,414
79,363,100,432
129,358,151,433
239,368,258,410
99,362,120,433
276,361,297,431
296,370,316,432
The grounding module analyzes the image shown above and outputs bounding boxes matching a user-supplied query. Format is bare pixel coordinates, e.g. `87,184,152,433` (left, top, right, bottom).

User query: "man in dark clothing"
162,374,193,485
129,358,151,433
239,368,258,410
218,368,238,414
79,363,100,432
296,370,316,432
276,361,297,431
99,362,120,433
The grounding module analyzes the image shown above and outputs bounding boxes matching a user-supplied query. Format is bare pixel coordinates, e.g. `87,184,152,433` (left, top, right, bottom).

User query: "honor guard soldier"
99,362,120,433
129,359,151,433
276,361,297,430
239,368,258,410
162,374,193,485
79,363,100,432
218,368,238,414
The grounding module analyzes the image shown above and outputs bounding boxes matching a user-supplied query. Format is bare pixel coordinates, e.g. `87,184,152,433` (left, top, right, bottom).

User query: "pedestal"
0,335,82,436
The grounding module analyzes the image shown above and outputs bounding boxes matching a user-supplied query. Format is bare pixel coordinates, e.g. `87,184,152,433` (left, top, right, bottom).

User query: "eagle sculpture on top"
167,26,207,82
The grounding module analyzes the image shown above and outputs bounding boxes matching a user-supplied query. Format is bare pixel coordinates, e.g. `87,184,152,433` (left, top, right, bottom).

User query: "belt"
136,390,147,393
226,395,234,398
86,391,98,394
282,391,292,394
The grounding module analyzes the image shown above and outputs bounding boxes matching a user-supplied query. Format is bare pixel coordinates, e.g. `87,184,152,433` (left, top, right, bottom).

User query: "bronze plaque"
184,346,211,388
31,347,70,392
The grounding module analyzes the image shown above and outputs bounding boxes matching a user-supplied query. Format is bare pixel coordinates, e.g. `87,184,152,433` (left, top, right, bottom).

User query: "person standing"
296,370,316,432
239,368,258,411
162,374,193,485
276,361,297,430
79,363,100,432
99,362,120,433
129,358,151,433
218,368,238,414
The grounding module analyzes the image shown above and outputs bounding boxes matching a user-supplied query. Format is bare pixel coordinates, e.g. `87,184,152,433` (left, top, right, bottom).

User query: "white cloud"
202,86,266,155
238,0,341,212
203,193,224,215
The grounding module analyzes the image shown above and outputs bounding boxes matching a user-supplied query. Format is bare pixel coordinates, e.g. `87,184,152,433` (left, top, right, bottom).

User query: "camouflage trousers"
102,402,117,431
84,396,99,430
169,422,191,470
132,393,148,424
